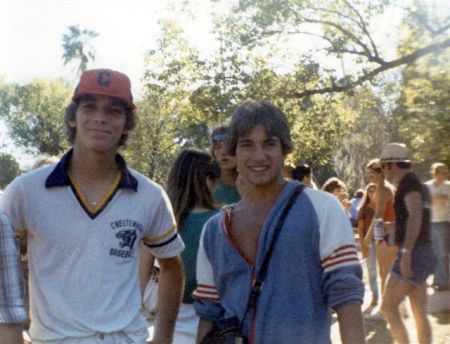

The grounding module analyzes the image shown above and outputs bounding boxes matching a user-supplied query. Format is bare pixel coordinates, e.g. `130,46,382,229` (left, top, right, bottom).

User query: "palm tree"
62,25,98,75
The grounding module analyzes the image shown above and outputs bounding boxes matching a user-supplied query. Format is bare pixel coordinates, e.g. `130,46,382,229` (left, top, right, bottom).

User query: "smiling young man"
194,101,365,344
0,69,185,344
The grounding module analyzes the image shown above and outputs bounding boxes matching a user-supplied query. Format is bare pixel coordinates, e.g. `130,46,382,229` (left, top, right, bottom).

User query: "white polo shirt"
0,150,185,343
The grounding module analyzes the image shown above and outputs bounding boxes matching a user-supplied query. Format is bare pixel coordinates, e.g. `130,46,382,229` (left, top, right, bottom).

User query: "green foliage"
393,51,450,178
333,85,396,190
1,1,448,191
215,0,449,97
62,25,98,75
126,20,207,183
124,96,181,184
387,0,450,179
0,152,21,189
0,78,72,155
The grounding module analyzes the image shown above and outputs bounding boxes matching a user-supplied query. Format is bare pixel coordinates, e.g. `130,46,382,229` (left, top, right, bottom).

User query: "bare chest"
230,209,268,266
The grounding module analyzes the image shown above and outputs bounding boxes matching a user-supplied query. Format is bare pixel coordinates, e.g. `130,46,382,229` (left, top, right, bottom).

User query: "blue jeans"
365,242,379,299
431,221,450,288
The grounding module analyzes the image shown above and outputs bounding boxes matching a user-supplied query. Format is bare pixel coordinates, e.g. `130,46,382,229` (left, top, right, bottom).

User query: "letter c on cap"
97,71,111,86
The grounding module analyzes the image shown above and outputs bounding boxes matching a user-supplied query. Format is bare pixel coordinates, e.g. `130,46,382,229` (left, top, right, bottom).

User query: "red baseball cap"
72,69,136,110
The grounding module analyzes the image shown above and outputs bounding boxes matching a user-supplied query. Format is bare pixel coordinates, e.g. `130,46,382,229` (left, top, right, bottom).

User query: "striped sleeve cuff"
321,244,359,273
142,225,177,247
193,284,220,302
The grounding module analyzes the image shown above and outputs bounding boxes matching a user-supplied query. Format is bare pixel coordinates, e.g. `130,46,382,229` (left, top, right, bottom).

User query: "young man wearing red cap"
379,143,436,344
0,69,185,343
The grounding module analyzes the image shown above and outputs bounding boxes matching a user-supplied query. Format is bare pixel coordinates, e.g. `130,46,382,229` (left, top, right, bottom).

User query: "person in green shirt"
209,125,241,205
166,148,220,343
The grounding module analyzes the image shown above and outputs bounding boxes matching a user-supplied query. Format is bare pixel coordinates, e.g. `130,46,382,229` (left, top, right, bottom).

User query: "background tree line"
1,0,448,192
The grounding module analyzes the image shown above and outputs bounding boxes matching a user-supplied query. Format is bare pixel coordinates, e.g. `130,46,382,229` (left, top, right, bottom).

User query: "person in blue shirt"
194,100,365,344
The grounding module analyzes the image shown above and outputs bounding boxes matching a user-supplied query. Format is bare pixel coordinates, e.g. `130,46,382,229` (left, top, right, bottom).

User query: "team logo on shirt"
109,218,143,258
116,229,137,249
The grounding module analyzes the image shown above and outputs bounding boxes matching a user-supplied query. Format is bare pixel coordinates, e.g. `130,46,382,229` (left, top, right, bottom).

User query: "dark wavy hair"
292,163,312,181
167,149,220,228
228,100,293,156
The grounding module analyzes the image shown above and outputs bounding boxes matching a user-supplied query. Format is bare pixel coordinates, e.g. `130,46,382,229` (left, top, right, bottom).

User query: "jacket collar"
45,149,138,192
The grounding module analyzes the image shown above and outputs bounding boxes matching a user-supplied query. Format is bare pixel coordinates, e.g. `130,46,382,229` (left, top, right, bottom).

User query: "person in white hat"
379,143,437,344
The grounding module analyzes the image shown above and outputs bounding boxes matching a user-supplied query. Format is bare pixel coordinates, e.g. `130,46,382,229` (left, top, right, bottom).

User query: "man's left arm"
152,255,185,344
315,193,365,343
400,191,423,277
336,303,365,344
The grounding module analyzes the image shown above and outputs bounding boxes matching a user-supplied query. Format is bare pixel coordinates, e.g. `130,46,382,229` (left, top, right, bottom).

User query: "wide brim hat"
380,143,412,163
72,68,135,110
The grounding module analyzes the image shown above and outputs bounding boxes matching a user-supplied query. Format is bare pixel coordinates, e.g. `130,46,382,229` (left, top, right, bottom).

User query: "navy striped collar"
45,149,138,191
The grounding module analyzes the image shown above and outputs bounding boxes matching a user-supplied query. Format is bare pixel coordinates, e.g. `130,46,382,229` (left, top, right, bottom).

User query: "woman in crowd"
357,183,379,306
322,177,346,196
166,148,220,343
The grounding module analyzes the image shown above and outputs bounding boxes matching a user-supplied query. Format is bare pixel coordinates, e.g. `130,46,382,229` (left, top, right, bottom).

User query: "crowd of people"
0,68,448,344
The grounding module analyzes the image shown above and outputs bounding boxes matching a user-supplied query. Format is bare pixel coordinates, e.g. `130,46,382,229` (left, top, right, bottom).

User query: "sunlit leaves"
0,152,21,189
0,79,72,155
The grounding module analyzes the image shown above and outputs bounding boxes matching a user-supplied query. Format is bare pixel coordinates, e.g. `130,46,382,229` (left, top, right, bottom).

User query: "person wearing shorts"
380,143,437,344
